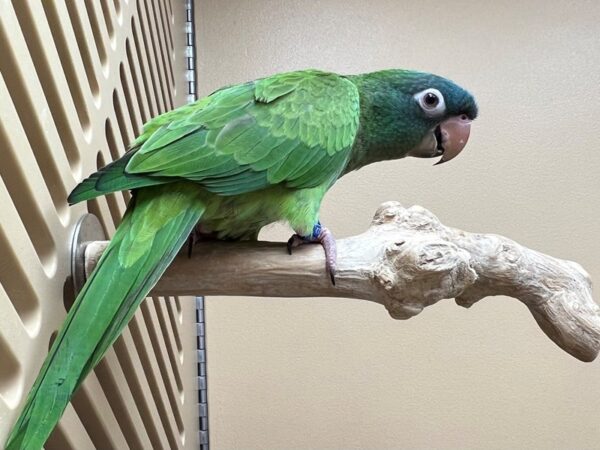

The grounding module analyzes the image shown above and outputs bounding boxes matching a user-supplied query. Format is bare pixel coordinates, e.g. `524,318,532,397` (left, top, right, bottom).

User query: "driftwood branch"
83,201,600,362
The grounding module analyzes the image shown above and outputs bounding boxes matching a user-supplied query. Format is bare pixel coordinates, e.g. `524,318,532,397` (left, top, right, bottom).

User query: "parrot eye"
424,92,439,107
414,88,446,117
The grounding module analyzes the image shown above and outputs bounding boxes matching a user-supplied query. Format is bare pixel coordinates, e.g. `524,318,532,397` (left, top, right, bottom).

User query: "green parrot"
5,68,477,449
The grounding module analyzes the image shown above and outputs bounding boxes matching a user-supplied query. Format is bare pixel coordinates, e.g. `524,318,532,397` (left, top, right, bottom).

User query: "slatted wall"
0,0,200,448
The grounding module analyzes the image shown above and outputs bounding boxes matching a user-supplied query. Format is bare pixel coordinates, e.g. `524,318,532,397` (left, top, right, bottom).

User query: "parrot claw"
286,234,305,255
187,225,203,258
187,234,194,258
286,223,337,286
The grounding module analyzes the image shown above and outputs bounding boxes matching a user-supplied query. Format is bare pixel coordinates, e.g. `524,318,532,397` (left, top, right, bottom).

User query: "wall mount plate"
70,214,106,295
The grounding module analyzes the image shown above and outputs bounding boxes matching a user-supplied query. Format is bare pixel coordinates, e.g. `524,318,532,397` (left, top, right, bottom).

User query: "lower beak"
434,115,472,165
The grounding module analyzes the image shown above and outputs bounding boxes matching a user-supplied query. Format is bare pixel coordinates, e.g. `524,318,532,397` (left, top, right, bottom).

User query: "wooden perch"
83,201,600,362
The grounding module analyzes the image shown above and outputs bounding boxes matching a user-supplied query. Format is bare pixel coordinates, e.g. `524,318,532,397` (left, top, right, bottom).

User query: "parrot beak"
433,115,472,165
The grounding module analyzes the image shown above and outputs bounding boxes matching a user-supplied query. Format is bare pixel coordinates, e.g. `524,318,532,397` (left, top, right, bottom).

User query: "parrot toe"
187,225,220,257
286,222,337,286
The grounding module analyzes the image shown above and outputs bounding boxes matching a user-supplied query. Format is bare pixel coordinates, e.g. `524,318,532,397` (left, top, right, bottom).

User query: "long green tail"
5,183,204,449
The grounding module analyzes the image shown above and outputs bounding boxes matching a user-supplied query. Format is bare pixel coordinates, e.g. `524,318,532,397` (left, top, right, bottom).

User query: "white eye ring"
414,88,446,117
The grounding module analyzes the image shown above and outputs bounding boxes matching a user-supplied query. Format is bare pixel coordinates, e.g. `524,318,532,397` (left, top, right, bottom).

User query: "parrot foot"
287,222,337,285
187,225,220,258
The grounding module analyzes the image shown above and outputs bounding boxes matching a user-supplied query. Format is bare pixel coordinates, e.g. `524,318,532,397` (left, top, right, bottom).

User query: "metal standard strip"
185,0,197,105
185,1,207,447
196,298,208,448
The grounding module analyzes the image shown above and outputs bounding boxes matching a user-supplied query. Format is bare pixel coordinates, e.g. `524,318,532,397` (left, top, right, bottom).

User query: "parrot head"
402,72,478,164
349,69,478,167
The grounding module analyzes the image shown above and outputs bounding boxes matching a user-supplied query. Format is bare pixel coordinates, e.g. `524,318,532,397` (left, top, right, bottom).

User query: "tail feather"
67,151,171,204
6,183,204,449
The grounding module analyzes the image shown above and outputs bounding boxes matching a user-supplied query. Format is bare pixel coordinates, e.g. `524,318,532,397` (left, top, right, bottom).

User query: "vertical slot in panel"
166,299,185,362
0,322,23,409
42,1,92,136
155,297,185,394
71,374,129,450
104,119,122,161
83,0,109,72
94,350,153,450
140,301,185,436
100,0,116,45
0,284,31,359
157,0,175,54
175,296,183,318
114,328,172,449
150,0,175,102
131,17,160,117
128,312,181,448
119,63,142,136
134,3,168,113
138,0,172,110
165,0,174,27
125,38,151,123
11,0,82,174
113,89,134,150
45,407,95,450
0,222,41,333
112,0,122,17
65,2,101,105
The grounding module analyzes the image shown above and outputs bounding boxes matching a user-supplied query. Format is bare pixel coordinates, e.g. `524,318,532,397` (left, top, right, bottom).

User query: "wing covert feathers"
68,70,361,203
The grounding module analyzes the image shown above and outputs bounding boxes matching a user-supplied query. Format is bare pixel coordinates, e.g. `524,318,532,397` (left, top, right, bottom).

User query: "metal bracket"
70,214,106,295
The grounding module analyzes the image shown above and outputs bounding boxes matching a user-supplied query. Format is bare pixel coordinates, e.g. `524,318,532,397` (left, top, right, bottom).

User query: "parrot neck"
344,132,406,174
343,73,416,175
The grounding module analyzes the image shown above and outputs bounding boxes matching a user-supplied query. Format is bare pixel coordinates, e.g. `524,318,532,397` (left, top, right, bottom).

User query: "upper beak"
434,114,472,165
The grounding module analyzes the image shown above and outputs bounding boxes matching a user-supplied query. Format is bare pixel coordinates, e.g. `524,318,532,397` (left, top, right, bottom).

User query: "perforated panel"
0,0,199,448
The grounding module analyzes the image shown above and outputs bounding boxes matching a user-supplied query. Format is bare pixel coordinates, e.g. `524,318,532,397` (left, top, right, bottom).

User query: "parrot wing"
68,69,360,203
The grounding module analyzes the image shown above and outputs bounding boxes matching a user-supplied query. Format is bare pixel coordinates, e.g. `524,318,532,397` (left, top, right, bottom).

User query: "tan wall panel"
197,1,600,449
0,0,199,448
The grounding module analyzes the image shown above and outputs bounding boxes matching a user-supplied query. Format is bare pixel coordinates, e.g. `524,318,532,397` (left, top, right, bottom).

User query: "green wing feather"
68,70,360,203
5,183,205,449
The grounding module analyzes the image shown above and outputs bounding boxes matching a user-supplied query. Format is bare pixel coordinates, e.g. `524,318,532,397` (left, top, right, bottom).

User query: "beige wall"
197,1,600,449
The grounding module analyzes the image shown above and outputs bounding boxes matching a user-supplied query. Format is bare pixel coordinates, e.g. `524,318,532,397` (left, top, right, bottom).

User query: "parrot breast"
196,183,327,240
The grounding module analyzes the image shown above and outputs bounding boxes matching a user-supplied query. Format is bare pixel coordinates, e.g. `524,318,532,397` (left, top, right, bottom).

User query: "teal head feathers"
346,69,478,171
